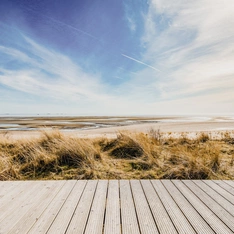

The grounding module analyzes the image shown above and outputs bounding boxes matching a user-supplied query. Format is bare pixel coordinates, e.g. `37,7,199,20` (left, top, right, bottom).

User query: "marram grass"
0,130,233,180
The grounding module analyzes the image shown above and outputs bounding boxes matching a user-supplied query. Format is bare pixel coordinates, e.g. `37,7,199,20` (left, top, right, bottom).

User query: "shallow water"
1,115,234,131
0,123,20,127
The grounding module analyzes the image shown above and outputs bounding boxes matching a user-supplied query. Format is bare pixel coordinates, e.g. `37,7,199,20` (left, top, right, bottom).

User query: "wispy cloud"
22,6,100,41
1,1,234,115
110,0,234,114
0,34,110,103
124,1,137,32
132,0,234,108
126,16,136,32
122,54,161,72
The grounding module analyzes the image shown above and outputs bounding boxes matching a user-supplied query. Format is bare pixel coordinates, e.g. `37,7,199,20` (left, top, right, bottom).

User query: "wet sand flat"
1,115,234,139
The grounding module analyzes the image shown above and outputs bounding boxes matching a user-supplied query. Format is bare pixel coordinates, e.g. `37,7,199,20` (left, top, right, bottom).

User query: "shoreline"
1,120,234,139
1,115,234,140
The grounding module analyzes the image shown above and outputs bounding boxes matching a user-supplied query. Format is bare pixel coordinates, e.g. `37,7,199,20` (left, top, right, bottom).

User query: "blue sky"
0,0,234,115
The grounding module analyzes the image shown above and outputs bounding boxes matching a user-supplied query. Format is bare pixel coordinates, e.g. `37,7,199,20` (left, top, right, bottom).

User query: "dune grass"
0,130,233,180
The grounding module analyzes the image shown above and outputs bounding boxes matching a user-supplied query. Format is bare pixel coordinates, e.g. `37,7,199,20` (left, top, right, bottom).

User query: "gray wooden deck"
0,180,234,234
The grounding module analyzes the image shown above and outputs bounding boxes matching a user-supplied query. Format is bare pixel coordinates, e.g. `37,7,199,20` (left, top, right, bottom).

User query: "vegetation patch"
102,133,143,159
0,130,233,180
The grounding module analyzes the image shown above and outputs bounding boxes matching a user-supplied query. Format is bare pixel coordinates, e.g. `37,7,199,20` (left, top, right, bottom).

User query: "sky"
0,0,234,116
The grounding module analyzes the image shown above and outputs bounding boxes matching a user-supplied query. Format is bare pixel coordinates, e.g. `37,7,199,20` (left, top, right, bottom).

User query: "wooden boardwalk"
0,180,234,233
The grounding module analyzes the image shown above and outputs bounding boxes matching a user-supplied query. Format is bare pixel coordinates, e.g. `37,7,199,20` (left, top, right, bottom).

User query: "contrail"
22,5,99,41
122,54,161,72
49,17,100,41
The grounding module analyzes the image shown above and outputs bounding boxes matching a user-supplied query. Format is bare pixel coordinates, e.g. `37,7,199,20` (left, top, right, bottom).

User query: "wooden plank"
151,180,196,234
62,180,97,234
104,180,121,234
0,181,41,222
193,180,234,217
0,181,21,199
130,180,159,234
84,180,108,234
204,180,234,205
120,180,140,234
0,179,234,234
0,181,8,192
0,181,28,211
180,180,233,233
212,180,234,196
0,181,58,233
27,180,77,234
223,180,234,188
47,180,87,234
162,180,215,234
8,180,65,234
0,181,33,209
224,180,234,188
141,180,177,234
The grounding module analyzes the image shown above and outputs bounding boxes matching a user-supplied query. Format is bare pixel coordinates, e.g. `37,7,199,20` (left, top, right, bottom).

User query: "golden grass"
0,129,234,180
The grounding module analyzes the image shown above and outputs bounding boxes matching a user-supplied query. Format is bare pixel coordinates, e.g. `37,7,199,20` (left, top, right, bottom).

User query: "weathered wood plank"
130,180,159,234
47,180,87,234
224,180,234,188
84,180,108,234
203,180,234,205
104,180,121,234
151,180,196,234
65,180,97,234
0,181,59,233
0,181,43,222
8,181,65,234
212,180,234,196
0,179,234,234
162,180,215,234
0,181,29,212
193,180,234,217
0,181,21,199
180,180,233,233
120,180,140,234
28,180,77,234
141,180,177,234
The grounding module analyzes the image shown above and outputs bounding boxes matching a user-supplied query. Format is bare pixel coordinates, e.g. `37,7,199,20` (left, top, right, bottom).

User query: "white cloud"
1,0,234,115
108,0,234,114
124,2,137,32
126,0,234,113
126,15,136,32
0,36,111,103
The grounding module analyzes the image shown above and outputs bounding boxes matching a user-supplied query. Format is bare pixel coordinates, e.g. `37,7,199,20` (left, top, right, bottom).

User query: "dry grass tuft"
101,133,143,159
0,129,234,180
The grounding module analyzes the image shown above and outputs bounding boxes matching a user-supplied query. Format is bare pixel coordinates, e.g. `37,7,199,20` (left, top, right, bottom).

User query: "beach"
1,115,234,181
1,115,234,139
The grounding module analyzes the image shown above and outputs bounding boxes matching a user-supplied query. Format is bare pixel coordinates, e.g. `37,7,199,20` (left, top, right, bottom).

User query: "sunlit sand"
1,115,234,139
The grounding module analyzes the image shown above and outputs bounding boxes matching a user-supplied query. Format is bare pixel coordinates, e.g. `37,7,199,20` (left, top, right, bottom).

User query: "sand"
1,116,234,139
